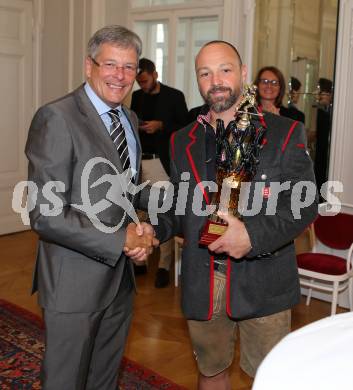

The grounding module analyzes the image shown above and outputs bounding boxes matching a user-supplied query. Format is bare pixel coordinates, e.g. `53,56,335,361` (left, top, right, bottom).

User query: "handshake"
123,222,159,263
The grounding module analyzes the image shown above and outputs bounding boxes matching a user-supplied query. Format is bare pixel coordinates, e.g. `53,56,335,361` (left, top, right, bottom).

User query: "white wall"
329,0,353,208
41,0,70,103
105,0,128,27
39,0,128,106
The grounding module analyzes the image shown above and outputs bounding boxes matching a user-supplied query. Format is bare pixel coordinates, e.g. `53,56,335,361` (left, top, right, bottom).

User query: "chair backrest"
314,212,353,250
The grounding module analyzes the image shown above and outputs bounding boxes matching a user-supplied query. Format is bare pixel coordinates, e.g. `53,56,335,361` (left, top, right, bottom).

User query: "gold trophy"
199,85,265,245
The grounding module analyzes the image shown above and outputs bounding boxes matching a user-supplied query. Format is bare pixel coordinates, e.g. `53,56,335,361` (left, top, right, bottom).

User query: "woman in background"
254,66,305,123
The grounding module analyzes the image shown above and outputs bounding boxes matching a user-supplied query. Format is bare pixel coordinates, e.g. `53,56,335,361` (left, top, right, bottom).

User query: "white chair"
297,204,353,315
174,236,183,287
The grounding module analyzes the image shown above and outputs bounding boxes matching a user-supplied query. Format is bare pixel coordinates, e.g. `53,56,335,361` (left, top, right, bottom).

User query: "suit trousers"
41,262,134,390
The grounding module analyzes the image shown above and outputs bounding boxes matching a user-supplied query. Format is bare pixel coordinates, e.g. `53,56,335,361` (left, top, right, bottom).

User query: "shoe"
134,264,147,275
155,268,170,288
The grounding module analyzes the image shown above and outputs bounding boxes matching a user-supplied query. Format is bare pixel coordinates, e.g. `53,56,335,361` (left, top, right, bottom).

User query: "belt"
214,261,227,274
142,153,159,160
214,254,227,261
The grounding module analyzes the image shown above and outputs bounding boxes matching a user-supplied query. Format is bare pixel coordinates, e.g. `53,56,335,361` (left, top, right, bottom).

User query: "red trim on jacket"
257,105,268,128
296,143,305,149
170,131,177,161
186,122,210,205
226,257,232,317
208,255,215,320
282,121,299,153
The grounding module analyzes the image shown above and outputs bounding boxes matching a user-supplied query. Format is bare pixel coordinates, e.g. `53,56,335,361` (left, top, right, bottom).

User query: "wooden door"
0,0,33,234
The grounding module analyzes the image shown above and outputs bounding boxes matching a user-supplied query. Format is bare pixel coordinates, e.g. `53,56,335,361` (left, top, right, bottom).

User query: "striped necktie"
108,109,131,173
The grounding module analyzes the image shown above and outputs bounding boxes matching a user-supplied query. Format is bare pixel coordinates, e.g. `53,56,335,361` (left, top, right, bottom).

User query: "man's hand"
208,213,252,259
124,222,159,263
139,120,163,134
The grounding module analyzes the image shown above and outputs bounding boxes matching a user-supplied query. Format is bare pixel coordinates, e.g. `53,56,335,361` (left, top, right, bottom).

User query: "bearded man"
154,41,318,389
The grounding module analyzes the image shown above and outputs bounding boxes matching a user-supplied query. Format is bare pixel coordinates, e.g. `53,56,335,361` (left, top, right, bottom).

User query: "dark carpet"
0,299,186,389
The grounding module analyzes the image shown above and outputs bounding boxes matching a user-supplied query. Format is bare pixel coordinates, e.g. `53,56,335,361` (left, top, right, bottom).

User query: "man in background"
131,58,188,287
288,76,305,124
314,77,333,195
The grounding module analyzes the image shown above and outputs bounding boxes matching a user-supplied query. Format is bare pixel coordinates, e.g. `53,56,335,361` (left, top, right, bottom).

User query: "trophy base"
199,220,228,246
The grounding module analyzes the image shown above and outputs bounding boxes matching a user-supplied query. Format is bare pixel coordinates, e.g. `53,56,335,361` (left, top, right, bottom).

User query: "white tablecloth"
252,312,353,390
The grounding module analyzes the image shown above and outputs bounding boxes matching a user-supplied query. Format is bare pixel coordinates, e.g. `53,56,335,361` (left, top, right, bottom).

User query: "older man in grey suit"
26,26,157,390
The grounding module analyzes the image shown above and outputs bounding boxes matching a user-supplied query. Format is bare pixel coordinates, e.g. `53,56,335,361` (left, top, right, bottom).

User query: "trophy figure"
199,85,266,246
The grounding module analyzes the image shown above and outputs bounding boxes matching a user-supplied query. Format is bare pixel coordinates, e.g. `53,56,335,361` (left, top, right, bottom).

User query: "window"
130,1,222,107
176,16,219,108
134,20,169,82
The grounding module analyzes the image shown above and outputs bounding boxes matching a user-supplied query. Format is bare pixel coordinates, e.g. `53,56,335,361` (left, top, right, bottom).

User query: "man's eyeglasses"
90,57,138,75
259,78,280,87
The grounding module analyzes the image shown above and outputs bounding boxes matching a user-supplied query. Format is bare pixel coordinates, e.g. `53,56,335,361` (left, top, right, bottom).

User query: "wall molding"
91,0,106,35
68,0,75,92
32,0,43,110
351,5,353,48
223,0,255,81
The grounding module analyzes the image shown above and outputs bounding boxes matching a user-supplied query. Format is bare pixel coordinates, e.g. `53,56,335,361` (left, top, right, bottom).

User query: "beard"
147,79,158,94
202,85,241,113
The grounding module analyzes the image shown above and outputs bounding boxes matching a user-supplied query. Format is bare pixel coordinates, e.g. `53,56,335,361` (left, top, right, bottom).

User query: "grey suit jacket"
155,113,318,320
26,85,147,313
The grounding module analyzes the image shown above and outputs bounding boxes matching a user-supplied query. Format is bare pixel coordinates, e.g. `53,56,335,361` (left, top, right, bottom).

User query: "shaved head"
195,41,247,114
196,40,243,67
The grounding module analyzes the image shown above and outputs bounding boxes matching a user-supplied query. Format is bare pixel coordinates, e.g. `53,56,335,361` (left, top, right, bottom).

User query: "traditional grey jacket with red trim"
155,112,318,321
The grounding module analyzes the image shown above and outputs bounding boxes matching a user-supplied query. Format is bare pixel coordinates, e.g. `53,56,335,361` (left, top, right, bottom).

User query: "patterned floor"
0,299,186,390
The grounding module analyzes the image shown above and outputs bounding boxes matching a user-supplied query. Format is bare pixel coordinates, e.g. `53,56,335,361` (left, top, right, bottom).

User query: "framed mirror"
252,0,339,194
